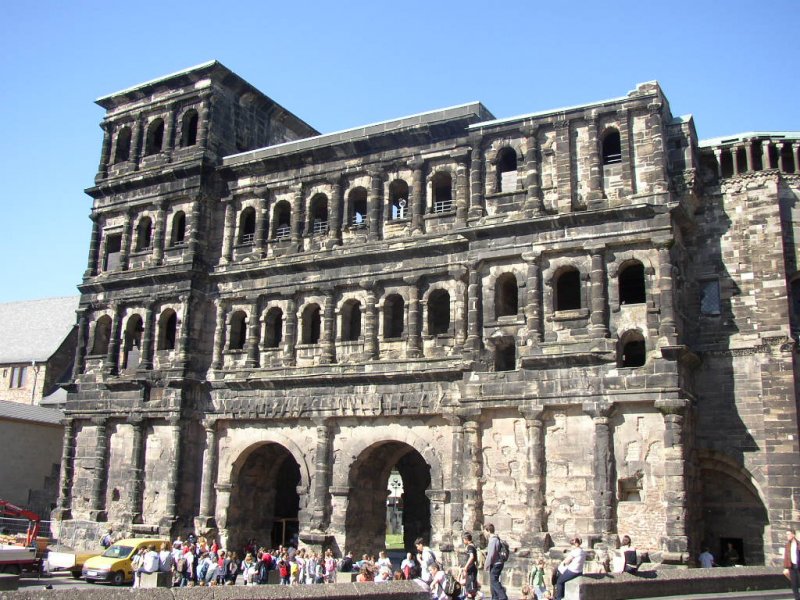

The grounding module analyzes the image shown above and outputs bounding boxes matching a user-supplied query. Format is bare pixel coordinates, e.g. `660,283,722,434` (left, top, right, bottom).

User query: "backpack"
442,572,462,598
176,556,187,573
498,538,510,562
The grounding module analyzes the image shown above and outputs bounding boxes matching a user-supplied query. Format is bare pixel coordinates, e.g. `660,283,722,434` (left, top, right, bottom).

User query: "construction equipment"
0,500,41,575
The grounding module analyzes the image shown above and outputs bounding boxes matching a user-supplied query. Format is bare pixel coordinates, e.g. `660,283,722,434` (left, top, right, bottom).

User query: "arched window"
239,207,256,245
494,338,516,372
229,310,247,350
135,217,153,252
158,309,177,351
428,289,450,335
496,147,518,192
114,127,131,163
495,273,519,318
145,118,165,156
619,261,646,305
123,314,144,369
341,300,362,341
265,308,283,348
91,315,112,355
384,294,405,338
349,187,368,227
103,233,122,271
274,201,291,240
181,110,199,147
619,331,646,367
302,304,321,344
602,130,622,165
389,180,409,220
310,194,329,235
170,211,186,246
431,172,453,213
555,268,581,311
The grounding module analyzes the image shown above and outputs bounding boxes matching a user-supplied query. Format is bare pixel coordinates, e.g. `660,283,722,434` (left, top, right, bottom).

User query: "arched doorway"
226,443,301,552
345,441,431,555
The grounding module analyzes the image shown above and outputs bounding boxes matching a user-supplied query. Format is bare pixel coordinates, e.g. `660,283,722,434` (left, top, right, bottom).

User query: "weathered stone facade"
54,61,800,574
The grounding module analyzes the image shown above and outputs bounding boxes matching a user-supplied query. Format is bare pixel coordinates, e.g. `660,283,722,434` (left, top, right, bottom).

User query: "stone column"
731,146,740,176
72,308,89,377
617,109,634,195
151,200,167,265
89,417,109,521
521,409,546,541
584,404,616,541
177,294,192,369
211,301,226,370
284,297,298,366
555,119,574,210
523,127,543,215
103,304,122,375
462,419,484,532
523,251,543,343
455,158,469,226
130,118,143,170
363,285,378,360
655,398,690,553
647,102,669,192
187,197,202,259
254,194,268,256
329,178,342,245
291,186,303,249
197,92,211,148
745,140,755,172
245,300,261,368
221,199,235,264
657,245,678,344
411,160,425,233
448,416,465,531
162,109,175,162
139,302,155,370
119,211,132,271
97,124,112,179
368,170,382,241
196,419,218,529
310,419,333,531
762,141,773,170
163,417,183,527
713,148,723,179
405,278,422,358
53,418,76,520
129,417,146,523
85,213,101,278
589,247,609,338
468,140,484,219
452,268,467,350
465,266,482,354
585,117,604,204
793,143,800,174
777,142,787,172
320,290,336,364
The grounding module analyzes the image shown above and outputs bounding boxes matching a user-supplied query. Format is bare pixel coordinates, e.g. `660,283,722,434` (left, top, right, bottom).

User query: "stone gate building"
53,61,800,570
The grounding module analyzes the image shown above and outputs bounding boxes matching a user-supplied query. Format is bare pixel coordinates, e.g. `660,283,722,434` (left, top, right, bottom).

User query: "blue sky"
0,0,797,303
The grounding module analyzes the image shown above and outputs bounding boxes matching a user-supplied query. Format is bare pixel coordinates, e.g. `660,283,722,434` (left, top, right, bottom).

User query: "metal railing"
433,199,453,213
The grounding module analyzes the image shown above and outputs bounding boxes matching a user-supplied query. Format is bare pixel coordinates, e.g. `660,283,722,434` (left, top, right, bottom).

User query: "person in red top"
784,529,800,600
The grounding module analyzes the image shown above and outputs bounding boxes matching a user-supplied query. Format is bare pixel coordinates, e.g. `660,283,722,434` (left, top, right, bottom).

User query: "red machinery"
0,500,41,546
0,500,41,574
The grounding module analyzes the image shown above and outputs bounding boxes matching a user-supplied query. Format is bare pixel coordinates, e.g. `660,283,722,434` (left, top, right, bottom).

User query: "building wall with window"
54,61,800,579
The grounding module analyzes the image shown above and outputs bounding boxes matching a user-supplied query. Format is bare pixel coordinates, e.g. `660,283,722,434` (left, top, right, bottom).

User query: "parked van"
82,538,168,585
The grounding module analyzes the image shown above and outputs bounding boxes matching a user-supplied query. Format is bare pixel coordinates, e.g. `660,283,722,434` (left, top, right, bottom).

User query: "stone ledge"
0,574,19,592
0,580,429,600
565,566,787,600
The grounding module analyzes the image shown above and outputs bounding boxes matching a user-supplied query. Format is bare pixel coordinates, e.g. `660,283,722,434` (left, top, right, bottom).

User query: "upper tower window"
310,194,329,235
496,147,518,192
158,309,177,351
302,304,321,344
145,118,165,156
619,262,646,305
274,201,291,239
431,172,453,213
265,308,283,348
384,294,404,338
181,110,199,147
103,233,122,271
229,310,247,350
135,217,153,252
428,289,451,335
555,268,581,311
91,315,112,355
495,273,519,318
170,211,186,246
389,180,409,220
114,127,132,163
341,300,362,341
239,207,256,245
349,187,368,227
602,130,622,165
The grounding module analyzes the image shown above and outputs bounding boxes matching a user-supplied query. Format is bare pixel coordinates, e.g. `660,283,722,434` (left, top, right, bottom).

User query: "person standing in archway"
784,529,800,600
415,537,437,585
484,524,508,600
461,532,479,598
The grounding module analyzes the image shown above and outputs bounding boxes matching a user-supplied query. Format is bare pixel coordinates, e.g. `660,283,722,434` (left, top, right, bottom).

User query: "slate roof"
0,398,64,425
0,296,80,363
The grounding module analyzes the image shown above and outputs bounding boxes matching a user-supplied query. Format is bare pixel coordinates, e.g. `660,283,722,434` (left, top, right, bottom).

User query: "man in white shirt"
415,537,436,584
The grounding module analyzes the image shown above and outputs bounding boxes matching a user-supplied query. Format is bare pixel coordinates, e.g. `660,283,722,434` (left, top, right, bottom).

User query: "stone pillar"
745,140,755,172
119,211,132,271
187,197,202,259
406,278,422,358
139,302,155,370
617,109,634,195
368,170,382,241
53,418,76,520
197,93,211,148
310,420,333,531
462,420,484,532
465,266,482,354
585,404,616,541
589,247,609,338
731,146,740,176
647,102,669,192
554,119,574,210
523,127,543,215
196,419,218,529
657,245,678,344
211,301,226,370
221,199,235,264
411,160,425,233
448,416,465,531
103,304,122,375
291,186,303,249
793,143,800,174
521,409,546,541
363,285,378,360
585,117,604,204
453,268,467,351
245,301,261,368
89,417,109,521
85,213,101,278
163,417,183,527
254,194,268,256
329,178,342,245
162,109,175,162
151,200,167,265
523,251,543,343
762,141,773,170
655,398,690,553
320,290,336,364
72,308,89,377
455,159,469,226
97,124,112,178
177,294,192,369
129,417,146,523
713,148,723,179
284,297,298,366
468,140,484,219
130,118,143,170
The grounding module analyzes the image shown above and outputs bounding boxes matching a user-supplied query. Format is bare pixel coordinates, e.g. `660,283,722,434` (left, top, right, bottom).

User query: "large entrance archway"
345,441,431,555
226,443,301,552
